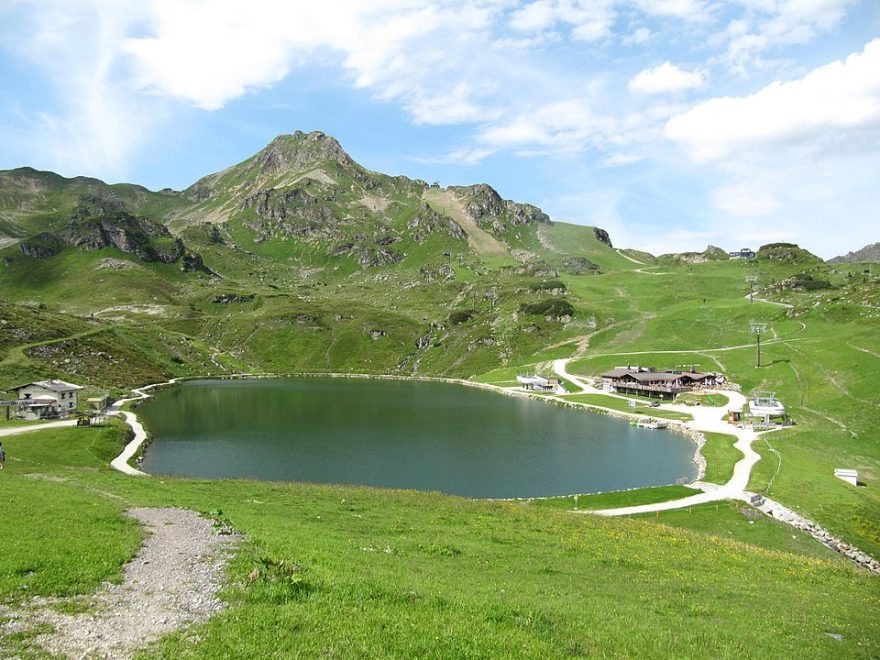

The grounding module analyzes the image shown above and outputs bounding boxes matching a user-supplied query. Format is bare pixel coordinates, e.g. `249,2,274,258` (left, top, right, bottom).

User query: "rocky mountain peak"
255,131,353,175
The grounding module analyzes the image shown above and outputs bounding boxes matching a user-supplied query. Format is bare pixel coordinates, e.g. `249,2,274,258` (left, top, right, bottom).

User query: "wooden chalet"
600,366,718,400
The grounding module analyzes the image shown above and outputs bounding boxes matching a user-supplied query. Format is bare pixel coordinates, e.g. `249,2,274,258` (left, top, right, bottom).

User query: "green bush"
449,310,475,325
519,298,574,318
529,279,566,292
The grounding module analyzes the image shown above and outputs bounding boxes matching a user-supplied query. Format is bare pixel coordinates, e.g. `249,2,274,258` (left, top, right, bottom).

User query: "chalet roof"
601,367,647,378
11,379,84,394
629,372,679,383
604,370,714,382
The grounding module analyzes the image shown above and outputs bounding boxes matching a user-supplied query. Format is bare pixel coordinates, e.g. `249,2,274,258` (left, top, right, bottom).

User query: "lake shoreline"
112,371,707,492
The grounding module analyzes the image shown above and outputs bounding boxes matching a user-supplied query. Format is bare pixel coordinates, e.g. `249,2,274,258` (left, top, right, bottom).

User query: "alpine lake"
137,377,698,499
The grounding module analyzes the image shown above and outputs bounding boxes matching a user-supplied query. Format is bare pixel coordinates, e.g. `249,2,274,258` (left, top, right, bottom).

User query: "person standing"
0,442,5,470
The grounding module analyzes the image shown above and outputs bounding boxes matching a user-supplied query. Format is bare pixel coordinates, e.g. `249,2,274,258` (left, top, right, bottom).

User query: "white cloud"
628,62,704,94
478,99,605,152
602,153,645,166
412,146,497,166
631,0,711,20
509,0,559,31
508,0,616,42
665,38,880,161
711,182,779,215
124,1,481,111
404,84,502,125
720,0,858,73
0,3,156,179
621,27,652,45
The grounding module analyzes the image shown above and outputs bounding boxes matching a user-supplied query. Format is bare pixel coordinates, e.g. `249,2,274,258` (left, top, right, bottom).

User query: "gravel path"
551,357,761,514
3,508,239,659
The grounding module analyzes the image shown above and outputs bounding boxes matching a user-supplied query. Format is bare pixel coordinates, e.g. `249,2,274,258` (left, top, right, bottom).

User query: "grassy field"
563,393,694,421
528,485,696,510
700,432,742,485
0,423,877,658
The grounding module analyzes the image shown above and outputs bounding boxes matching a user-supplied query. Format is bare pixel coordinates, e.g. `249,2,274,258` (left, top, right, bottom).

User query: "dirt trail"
615,249,644,265
1,508,240,659
422,189,511,260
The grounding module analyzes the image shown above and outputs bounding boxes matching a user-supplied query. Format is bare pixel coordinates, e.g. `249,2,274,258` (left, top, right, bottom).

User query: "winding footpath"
553,358,880,573
552,358,761,515
108,378,181,476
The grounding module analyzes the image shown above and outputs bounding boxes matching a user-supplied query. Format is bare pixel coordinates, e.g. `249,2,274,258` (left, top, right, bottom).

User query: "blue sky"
1,1,878,258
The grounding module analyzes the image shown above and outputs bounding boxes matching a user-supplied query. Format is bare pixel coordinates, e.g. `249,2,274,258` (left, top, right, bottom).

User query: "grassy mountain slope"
0,425,877,657
0,131,878,656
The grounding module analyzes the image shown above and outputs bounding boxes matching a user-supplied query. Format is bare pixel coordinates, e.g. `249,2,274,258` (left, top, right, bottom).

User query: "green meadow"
0,422,877,658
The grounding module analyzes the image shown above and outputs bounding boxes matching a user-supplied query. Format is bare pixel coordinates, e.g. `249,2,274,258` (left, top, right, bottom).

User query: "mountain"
0,131,632,387
0,130,870,393
829,242,880,264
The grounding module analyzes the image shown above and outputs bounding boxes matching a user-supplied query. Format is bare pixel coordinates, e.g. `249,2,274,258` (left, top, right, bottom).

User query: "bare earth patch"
1,508,239,659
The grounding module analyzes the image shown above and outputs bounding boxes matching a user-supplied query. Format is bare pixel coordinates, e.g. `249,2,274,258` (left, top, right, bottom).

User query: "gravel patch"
2,507,240,659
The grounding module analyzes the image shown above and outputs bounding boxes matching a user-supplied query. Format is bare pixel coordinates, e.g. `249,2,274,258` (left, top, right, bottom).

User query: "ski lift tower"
749,322,767,368
746,275,758,302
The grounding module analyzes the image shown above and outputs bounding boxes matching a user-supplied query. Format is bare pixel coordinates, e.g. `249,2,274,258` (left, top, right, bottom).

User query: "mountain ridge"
829,241,880,264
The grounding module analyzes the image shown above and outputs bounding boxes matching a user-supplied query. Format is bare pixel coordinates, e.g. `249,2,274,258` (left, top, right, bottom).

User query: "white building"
516,374,567,394
11,379,84,420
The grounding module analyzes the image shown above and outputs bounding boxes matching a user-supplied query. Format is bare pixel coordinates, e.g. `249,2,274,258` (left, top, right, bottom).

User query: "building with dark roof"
600,366,718,400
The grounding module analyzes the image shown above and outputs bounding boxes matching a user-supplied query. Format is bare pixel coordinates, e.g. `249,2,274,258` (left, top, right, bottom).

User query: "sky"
1,1,879,259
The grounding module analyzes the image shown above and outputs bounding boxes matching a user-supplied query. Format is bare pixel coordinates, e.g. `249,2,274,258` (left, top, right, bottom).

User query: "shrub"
519,299,574,319
529,280,566,292
449,310,475,325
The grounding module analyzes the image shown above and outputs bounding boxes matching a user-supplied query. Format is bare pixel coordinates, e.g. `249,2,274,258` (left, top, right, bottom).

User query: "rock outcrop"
59,195,184,263
451,184,550,234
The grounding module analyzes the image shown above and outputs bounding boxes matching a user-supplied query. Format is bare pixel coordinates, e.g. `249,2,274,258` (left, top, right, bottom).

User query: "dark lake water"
137,377,698,498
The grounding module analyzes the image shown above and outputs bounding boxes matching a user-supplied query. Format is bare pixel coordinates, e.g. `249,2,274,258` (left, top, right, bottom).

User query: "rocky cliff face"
406,204,467,243
242,187,340,241
19,232,65,258
451,184,551,234
58,195,185,263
